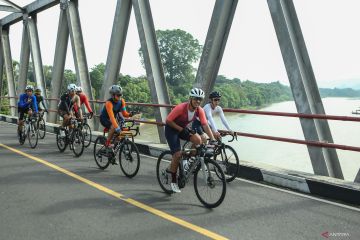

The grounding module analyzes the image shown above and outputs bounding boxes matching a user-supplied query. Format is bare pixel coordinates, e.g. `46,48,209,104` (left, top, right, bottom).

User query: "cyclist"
165,88,216,193
193,91,234,140
99,85,133,156
17,85,38,136
58,84,82,131
75,86,93,119
34,87,48,114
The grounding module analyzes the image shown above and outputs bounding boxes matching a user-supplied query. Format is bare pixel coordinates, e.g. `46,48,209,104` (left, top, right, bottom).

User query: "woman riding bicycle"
165,88,216,193
99,85,133,155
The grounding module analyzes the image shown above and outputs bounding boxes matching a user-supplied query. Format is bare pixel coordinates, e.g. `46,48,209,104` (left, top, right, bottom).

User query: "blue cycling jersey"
18,93,38,112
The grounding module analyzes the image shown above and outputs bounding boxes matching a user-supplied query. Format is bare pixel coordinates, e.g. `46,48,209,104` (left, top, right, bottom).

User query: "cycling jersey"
100,98,129,129
166,102,207,128
58,93,79,114
35,95,47,111
203,103,231,132
78,92,92,112
18,93,38,112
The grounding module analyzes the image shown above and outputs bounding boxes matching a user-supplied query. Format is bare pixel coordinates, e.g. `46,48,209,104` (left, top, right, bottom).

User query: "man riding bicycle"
75,86,93,119
17,85,38,136
165,88,216,193
58,84,82,133
99,85,133,154
193,91,234,140
34,87,48,114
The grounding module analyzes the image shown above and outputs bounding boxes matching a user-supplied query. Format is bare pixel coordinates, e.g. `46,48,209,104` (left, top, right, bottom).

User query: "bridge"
0,1,359,239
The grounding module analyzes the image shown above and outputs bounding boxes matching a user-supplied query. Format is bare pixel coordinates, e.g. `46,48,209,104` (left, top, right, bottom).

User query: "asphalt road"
0,121,359,240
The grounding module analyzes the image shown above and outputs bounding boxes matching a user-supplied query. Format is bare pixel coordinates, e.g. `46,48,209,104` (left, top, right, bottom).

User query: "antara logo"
321,231,329,238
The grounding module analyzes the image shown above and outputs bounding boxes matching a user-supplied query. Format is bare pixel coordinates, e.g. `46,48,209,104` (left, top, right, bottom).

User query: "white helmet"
109,85,123,95
67,83,77,92
189,88,205,99
25,85,34,91
76,86,83,92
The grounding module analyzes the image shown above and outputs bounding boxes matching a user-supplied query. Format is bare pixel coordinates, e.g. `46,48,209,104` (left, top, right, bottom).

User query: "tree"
89,63,105,99
139,29,202,103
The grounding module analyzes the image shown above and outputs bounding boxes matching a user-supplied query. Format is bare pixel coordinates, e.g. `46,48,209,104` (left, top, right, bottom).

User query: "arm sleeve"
166,104,182,122
198,107,208,126
32,96,38,112
120,99,130,118
105,101,119,129
18,94,29,108
83,95,92,112
219,107,231,131
204,105,218,132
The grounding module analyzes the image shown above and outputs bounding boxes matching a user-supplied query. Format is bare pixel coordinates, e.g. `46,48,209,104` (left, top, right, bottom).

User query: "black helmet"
209,91,221,99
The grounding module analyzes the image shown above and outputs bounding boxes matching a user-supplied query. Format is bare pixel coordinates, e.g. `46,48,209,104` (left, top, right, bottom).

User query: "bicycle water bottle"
182,159,190,172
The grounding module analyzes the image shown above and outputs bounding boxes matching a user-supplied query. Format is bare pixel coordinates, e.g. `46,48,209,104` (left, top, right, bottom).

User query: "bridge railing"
1,95,360,152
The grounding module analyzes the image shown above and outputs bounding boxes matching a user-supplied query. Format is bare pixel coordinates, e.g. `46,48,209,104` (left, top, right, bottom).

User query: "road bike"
36,110,47,139
56,117,84,157
156,143,227,208
93,119,140,178
19,114,39,149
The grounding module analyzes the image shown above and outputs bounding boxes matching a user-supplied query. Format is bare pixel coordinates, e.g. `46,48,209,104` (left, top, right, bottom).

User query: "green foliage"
319,88,360,97
139,29,202,103
90,63,106,98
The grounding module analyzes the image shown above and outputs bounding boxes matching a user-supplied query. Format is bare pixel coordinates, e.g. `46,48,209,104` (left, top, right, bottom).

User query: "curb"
1,114,359,206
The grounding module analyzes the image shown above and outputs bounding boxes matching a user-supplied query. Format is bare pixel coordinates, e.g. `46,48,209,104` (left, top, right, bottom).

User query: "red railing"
1,96,360,152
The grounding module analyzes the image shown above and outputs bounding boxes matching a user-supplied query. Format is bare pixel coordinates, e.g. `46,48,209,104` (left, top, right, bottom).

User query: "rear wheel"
82,123,92,147
214,145,239,182
193,159,226,208
156,151,175,194
119,139,140,178
93,136,110,170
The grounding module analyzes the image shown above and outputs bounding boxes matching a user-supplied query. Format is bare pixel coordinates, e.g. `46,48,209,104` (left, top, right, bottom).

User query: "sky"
1,0,360,87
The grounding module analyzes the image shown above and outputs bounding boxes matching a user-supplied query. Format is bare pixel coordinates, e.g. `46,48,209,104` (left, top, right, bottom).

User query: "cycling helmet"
76,86,83,92
209,91,221,99
34,87,41,93
25,85,34,91
67,83,77,92
109,85,123,95
189,88,205,99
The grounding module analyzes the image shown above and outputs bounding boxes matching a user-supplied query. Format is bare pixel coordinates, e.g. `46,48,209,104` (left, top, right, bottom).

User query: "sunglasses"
115,94,122,97
193,97,203,101
213,98,221,102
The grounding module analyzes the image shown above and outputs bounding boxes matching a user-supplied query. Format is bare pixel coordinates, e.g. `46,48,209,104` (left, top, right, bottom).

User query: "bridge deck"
0,121,359,240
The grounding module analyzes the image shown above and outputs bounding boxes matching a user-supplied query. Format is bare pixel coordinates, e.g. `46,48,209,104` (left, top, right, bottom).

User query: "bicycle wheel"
82,123,92,148
214,145,240,182
71,128,84,157
193,159,226,208
37,118,46,139
93,136,110,170
119,139,140,178
28,122,38,149
56,130,67,152
156,150,175,194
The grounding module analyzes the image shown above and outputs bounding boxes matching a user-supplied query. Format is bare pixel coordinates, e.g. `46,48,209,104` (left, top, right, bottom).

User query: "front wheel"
19,125,26,145
156,151,175,194
37,118,46,139
214,145,240,182
70,128,84,157
56,129,67,152
28,122,38,149
119,139,140,178
82,123,92,148
93,136,110,170
193,159,226,208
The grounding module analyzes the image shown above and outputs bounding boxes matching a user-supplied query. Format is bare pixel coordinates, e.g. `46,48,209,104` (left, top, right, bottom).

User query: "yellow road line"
0,143,228,240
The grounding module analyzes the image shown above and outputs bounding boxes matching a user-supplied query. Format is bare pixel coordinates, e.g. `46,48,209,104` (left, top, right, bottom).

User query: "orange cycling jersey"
167,102,207,128
101,98,130,129
78,93,93,112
